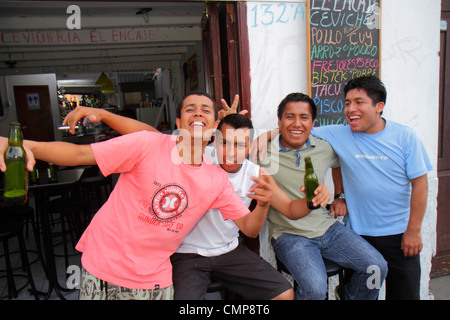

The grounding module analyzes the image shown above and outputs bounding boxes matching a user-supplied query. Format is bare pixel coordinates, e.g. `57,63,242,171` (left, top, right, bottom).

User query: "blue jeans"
271,222,387,300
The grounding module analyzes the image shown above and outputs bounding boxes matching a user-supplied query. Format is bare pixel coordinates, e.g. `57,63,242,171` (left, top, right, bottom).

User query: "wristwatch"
334,193,345,200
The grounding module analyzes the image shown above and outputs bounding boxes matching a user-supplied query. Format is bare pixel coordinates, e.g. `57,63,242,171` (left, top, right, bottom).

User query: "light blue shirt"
313,120,433,236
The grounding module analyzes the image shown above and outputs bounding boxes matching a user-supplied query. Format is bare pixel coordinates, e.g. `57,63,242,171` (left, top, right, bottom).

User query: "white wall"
248,1,308,131
380,0,440,300
248,0,440,300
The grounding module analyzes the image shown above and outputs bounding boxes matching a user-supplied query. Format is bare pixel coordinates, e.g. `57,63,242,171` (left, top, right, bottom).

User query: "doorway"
432,0,450,277
202,2,251,116
13,85,55,142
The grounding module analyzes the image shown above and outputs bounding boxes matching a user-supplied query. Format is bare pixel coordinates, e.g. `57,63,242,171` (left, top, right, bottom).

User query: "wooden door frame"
202,2,251,118
235,3,251,118
204,3,223,108
432,0,450,277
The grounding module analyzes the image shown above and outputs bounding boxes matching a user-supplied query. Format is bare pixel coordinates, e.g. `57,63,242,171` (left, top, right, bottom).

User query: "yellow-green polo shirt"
259,134,340,239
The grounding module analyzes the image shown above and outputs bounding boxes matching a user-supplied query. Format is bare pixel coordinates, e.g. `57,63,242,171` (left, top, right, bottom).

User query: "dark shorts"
170,243,292,300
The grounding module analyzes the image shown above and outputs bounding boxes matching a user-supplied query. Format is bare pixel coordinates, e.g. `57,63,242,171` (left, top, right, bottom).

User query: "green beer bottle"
29,166,39,185
304,156,319,210
47,163,57,183
4,122,28,204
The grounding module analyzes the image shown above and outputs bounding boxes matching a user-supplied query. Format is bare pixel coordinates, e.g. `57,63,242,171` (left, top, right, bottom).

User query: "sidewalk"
430,275,450,300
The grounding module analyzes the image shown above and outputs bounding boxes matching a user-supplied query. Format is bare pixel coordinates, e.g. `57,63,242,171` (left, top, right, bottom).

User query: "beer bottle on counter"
29,166,39,185
4,122,28,204
304,156,319,210
47,163,57,183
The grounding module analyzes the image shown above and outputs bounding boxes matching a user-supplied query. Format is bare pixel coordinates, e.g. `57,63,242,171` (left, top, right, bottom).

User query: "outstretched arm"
249,128,279,162
0,137,96,172
63,106,158,135
65,95,243,136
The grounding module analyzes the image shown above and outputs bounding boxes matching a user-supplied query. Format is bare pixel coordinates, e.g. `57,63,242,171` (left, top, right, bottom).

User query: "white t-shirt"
176,146,260,256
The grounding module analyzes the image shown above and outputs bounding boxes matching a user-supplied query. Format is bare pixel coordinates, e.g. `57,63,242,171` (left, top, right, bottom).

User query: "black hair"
176,91,218,120
344,75,387,105
217,113,253,141
217,113,253,131
277,92,317,120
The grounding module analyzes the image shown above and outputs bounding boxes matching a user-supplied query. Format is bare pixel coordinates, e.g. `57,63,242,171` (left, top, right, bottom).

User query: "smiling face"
345,88,385,134
175,94,219,141
215,123,251,173
278,101,314,149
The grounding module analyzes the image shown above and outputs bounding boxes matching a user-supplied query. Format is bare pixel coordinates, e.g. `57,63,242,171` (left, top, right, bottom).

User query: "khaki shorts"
79,267,174,300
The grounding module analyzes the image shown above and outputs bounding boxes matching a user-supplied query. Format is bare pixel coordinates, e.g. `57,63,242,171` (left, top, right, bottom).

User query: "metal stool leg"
2,238,17,299
17,231,39,300
276,256,345,300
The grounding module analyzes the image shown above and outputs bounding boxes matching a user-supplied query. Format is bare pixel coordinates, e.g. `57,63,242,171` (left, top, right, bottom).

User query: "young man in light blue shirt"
313,75,433,299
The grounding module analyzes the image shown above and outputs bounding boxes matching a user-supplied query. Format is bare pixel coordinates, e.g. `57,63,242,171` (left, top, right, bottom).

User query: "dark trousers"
170,243,292,300
362,234,421,300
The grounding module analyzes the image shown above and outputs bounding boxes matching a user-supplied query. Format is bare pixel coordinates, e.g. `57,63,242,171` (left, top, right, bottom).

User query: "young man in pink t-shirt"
0,92,274,300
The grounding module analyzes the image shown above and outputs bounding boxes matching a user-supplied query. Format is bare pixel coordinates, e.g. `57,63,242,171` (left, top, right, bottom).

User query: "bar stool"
323,258,345,299
79,174,113,218
0,205,40,300
47,194,88,273
276,256,345,300
207,277,229,300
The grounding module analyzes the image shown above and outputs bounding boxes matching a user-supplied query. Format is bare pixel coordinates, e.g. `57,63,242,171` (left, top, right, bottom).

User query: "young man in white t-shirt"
171,114,294,300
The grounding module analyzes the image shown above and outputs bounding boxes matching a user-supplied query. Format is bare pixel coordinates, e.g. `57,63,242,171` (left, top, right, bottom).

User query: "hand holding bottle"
0,136,35,173
300,182,330,209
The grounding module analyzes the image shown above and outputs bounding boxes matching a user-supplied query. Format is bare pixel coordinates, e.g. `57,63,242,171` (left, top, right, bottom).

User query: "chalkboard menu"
307,0,381,126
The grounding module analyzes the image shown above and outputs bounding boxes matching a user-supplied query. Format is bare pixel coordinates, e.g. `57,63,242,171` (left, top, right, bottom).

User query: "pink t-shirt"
76,131,249,289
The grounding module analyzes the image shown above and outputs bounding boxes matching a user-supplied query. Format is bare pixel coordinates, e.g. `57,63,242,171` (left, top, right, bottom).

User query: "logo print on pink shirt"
151,184,188,220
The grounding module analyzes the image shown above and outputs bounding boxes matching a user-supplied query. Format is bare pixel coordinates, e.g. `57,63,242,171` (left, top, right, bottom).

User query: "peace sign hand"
218,94,248,120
